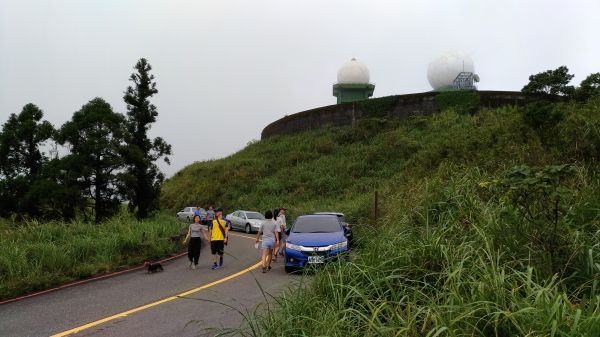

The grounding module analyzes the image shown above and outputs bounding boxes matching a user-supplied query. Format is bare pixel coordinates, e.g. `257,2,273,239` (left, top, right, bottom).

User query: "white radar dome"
337,58,370,84
427,52,475,90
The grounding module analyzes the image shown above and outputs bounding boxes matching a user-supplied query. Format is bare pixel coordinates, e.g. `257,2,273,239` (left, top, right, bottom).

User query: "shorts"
210,240,224,255
261,238,275,249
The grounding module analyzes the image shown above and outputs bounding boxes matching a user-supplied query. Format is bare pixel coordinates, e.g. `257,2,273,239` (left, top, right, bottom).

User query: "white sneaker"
189,262,193,269
192,264,196,270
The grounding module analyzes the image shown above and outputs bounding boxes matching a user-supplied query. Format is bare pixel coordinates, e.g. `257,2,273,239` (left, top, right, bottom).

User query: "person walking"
205,205,215,226
272,208,287,261
277,208,288,258
271,208,282,262
256,210,279,273
183,215,208,269
209,207,229,270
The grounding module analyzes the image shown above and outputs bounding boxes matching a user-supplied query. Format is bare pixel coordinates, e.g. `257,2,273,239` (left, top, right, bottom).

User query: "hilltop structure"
261,52,523,139
332,58,375,103
427,52,480,91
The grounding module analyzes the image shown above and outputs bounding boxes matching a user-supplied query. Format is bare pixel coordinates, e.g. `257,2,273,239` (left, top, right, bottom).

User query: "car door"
228,211,239,230
235,211,245,230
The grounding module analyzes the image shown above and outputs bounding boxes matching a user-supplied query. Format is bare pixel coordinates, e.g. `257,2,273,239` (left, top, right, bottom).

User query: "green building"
333,58,375,104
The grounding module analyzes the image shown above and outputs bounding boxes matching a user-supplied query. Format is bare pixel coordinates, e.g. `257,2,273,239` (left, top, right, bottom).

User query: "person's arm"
183,227,191,244
224,222,230,243
202,226,210,241
255,229,262,243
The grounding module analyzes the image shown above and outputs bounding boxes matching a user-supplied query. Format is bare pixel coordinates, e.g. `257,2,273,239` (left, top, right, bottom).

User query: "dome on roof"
427,52,475,90
337,58,370,84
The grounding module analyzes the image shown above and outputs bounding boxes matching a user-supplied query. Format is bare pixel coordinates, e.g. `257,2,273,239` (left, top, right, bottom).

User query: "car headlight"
331,241,348,250
286,242,302,251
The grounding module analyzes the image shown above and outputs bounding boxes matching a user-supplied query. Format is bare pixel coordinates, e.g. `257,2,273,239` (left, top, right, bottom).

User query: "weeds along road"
0,233,296,337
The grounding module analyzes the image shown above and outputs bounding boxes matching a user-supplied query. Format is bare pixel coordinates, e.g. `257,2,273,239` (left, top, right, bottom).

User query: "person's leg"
187,242,194,268
210,241,219,269
192,238,201,266
218,241,224,266
273,236,280,260
261,249,268,272
267,248,273,269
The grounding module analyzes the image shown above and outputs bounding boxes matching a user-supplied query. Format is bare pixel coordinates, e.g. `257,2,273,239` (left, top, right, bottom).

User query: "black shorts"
210,240,224,255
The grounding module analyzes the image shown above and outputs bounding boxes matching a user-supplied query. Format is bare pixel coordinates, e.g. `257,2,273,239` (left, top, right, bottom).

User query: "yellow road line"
51,261,262,337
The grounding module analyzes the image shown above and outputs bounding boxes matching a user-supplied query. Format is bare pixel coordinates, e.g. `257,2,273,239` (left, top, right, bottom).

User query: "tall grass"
0,212,185,300
160,96,600,335
233,168,600,336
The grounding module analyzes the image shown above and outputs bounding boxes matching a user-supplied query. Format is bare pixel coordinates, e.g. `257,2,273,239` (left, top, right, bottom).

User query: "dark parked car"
313,212,353,246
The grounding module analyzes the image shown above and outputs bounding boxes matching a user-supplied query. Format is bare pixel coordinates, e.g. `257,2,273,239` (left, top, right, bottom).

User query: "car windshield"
292,216,341,233
246,212,265,220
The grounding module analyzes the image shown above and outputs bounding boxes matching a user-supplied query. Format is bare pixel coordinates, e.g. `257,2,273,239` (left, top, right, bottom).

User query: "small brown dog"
144,261,164,273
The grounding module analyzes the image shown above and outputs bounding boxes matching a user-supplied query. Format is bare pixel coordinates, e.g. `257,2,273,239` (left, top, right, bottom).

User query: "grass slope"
162,98,600,336
0,212,185,300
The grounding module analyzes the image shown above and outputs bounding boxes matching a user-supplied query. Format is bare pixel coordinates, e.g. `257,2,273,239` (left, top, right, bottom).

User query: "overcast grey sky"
1,0,599,177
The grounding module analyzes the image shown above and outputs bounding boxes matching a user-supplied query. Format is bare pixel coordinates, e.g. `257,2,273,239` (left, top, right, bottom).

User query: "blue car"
284,214,350,273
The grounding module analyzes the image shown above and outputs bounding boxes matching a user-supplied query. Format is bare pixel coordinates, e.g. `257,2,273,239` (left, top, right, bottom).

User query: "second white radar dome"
427,52,475,90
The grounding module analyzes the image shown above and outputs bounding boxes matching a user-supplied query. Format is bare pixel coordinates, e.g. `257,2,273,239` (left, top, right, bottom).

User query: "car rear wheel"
245,224,251,234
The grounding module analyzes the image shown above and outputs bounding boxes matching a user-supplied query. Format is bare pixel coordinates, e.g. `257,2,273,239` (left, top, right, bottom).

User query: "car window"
240,212,247,219
292,216,341,233
246,212,265,220
191,207,197,212
232,211,239,217
184,207,190,212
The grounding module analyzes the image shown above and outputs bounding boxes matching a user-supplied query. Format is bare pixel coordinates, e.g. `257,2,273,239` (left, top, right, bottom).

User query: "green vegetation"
0,212,185,300
435,90,480,114
163,90,600,334
0,58,170,222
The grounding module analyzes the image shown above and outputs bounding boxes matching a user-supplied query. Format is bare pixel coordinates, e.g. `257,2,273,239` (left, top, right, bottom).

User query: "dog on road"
144,261,164,273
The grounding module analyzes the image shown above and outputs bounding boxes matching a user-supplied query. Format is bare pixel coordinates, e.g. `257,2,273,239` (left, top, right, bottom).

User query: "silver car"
227,210,265,233
176,207,206,222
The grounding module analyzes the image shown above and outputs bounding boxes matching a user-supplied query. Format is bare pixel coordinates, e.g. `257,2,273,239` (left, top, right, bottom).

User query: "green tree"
0,103,54,218
521,66,575,101
58,98,125,222
576,72,600,102
121,58,171,219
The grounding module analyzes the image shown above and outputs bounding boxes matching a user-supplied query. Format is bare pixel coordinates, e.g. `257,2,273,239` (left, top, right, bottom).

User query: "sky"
1,0,599,177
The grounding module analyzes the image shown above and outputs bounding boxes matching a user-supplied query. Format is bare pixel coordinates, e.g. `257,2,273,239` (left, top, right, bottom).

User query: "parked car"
176,207,206,221
284,214,350,273
226,210,265,233
313,212,353,246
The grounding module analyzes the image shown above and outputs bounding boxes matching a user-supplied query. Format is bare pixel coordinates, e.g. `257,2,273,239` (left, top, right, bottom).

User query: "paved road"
0,233,298,337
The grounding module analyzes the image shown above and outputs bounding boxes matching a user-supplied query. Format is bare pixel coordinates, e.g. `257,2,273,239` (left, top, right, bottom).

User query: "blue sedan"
284,214,350,273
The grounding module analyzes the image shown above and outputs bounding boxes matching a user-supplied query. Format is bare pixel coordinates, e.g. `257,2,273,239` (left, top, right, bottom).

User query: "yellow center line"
52,258,261,336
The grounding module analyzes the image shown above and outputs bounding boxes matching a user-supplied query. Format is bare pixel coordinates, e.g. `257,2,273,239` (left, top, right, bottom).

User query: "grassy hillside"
162,97,600,335
0,212,185,300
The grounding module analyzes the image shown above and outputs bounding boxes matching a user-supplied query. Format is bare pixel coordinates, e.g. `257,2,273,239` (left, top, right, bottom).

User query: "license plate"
308,256,324,264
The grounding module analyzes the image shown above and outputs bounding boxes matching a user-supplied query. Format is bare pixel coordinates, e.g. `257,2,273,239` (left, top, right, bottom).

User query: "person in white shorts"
255,210,279,273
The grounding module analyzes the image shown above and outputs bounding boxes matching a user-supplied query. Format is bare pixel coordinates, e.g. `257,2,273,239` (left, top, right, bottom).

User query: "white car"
176,207,204,222
227,210,265,233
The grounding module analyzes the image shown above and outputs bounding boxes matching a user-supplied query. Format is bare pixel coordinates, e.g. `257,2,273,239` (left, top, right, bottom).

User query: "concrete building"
332,58,375,104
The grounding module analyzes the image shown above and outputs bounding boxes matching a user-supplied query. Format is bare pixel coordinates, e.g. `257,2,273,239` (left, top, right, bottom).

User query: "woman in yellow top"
209,207,229,270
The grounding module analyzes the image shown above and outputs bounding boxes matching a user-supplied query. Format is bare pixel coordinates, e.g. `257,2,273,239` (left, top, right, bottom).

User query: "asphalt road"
0,232,298,337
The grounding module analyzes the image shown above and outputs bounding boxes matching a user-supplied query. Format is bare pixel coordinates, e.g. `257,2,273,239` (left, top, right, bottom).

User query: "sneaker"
262,267,267,273
192,264,196,270
211,263,219,270
189,262,193,269
267,265,272,270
